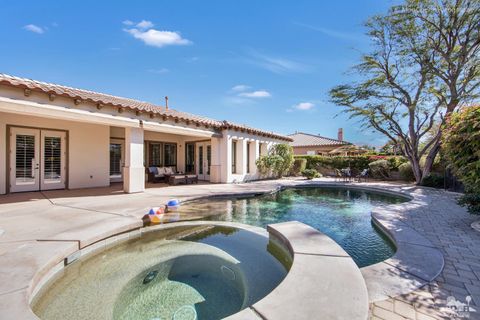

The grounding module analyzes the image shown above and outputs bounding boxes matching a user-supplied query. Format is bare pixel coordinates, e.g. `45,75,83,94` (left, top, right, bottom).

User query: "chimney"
165,96,169,110
338,128,343,141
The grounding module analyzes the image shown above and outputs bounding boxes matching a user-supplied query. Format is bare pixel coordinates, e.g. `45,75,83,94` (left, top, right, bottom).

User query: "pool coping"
178,182,444,303
2,180,445,319
30,220,370,320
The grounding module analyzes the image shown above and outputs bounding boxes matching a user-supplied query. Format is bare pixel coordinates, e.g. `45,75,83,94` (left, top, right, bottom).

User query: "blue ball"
167,199,180,207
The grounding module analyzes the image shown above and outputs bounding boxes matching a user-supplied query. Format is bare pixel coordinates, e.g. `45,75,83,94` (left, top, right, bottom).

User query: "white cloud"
23,24,44,34
239,90,271,98
122,20,134,26
231,84,250,92
136,20,154,30
295,102,315,110
148,68,169,74
124,25,192,48
245,49,310,74
294,22,362,41
287,102,315,112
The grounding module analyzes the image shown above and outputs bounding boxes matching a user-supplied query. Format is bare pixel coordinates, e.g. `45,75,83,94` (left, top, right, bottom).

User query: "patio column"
210,137,223,183
240,139,247,175
252,140,260,175
123,127,145,193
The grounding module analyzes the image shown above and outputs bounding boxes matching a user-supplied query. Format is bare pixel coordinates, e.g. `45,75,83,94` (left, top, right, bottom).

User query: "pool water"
182,187,406,267
32,226,290,320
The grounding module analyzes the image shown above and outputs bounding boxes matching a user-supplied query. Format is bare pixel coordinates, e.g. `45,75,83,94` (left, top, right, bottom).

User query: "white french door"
109,139,124,183
9,127,66,193
196,142,211,181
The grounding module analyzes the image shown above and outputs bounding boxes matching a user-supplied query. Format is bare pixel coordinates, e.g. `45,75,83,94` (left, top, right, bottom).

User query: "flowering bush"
442,106,480,214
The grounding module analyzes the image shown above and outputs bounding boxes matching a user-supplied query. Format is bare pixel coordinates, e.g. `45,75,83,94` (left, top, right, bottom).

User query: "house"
0,74,291,194
288,130,352,155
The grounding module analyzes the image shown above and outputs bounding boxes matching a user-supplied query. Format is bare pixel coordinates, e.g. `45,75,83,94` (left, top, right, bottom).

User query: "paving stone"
373,306,409,320
375,299,394,312
394,299,416,319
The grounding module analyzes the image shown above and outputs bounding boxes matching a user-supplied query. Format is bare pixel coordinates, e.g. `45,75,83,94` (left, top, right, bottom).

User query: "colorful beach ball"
148,207,160,215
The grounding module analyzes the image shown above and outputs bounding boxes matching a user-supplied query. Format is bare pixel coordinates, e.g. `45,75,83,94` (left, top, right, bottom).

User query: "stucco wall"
0,112,110,194
218,130,282,183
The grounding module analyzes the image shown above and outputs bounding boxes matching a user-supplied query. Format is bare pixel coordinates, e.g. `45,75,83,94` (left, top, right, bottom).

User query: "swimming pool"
32,225,291,320
181,187,407,267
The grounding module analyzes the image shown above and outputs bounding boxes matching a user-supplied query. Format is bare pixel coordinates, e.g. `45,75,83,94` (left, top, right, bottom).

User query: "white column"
0,121,6,194
123,127,145,193
240,139,247,175
252,140,260,176
210,137,222,183
226,136,232,182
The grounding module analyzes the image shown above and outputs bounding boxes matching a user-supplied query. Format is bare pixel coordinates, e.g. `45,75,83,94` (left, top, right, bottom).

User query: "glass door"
41,130,66,190
110,139,124,182
10,127,40,192
9,127,67,193
196,142,211,181
185,143,195,173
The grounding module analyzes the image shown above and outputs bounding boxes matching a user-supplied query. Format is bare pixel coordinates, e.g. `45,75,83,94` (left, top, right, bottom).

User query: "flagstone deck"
0,178,479,319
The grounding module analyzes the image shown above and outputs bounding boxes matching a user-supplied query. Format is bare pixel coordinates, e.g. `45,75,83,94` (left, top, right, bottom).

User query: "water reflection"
180,187,406,267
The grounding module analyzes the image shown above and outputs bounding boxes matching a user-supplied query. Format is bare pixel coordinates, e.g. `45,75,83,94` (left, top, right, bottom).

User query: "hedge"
294,155,407,176
290,158,307,176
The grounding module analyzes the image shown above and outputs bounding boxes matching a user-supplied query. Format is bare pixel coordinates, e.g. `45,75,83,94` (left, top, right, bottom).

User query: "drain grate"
143,270,159,285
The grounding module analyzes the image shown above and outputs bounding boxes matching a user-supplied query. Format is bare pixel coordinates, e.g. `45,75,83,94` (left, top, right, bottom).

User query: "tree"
442,105,480,214
380,141,401,155
330,0,480,184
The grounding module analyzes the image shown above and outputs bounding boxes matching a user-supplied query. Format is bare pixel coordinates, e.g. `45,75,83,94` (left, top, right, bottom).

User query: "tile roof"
287,132,350,147
0,73,291,141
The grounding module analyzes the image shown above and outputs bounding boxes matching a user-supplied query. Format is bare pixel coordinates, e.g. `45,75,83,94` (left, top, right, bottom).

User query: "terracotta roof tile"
287,132,350,147
0,73,291,141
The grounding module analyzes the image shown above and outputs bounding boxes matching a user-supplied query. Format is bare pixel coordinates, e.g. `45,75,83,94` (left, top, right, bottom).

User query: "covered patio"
0,74,290,196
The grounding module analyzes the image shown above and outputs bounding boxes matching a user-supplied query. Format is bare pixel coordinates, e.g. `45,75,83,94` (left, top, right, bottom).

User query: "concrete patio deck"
0,178,479,319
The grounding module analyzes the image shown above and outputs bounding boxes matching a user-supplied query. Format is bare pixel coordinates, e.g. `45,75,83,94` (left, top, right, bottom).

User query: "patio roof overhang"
0,96,219,138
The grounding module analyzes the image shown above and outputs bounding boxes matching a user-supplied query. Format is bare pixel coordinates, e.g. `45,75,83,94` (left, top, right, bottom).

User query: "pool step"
226,221,369,320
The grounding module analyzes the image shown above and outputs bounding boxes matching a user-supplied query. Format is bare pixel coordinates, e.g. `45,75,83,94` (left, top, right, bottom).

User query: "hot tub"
31,224,291,320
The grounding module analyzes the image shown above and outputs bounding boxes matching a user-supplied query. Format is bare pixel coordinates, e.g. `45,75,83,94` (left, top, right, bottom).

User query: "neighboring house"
0,74,291,194
288,130,351,155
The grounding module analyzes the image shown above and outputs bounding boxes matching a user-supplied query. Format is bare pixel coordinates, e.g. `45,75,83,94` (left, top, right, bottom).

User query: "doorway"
196,142,211,181
110,139,124,182
9,127,67,192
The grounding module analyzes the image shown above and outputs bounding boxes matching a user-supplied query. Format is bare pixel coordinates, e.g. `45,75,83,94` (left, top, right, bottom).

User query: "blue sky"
0,1,396,147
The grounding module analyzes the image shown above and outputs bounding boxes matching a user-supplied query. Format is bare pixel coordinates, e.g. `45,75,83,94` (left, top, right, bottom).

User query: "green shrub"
302,168,321,180
442,105,480,214
294,155,372,175
458,194,480,214
368,160,390,179
290,158,307,176
388,156,408,171
398,162,415,181
420,173,445,189
255,144,294,178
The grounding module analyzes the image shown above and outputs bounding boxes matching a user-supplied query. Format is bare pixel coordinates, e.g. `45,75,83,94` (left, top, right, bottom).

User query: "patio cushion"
165,167,174,175
156,167,166,175
148,166,157,174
